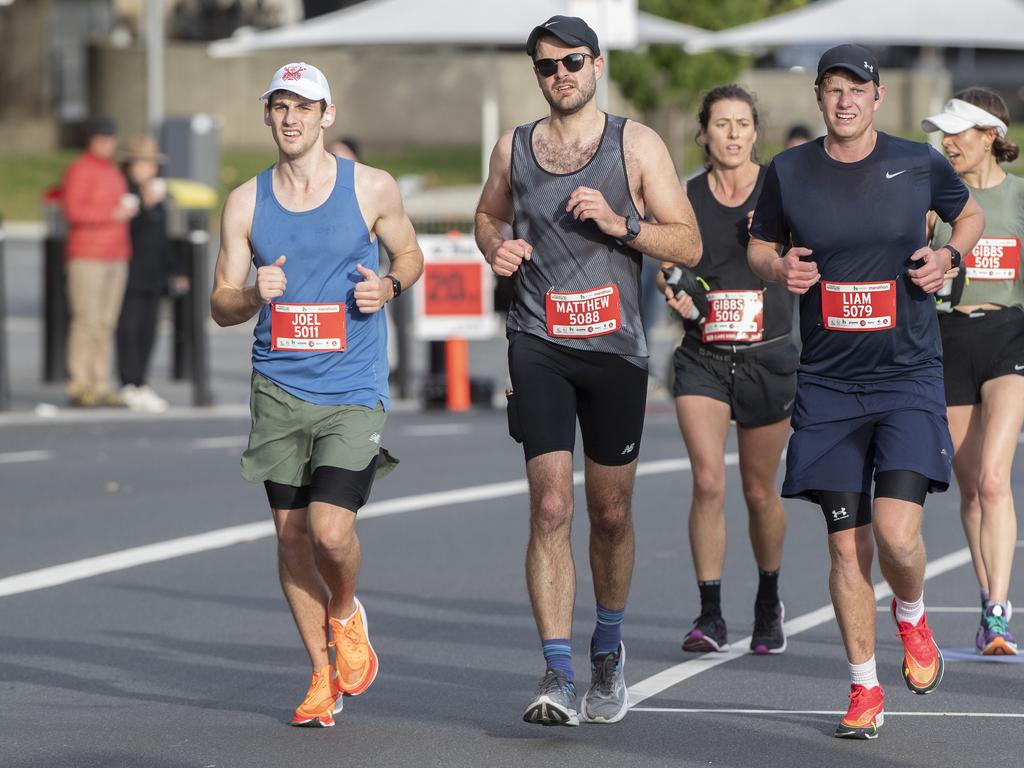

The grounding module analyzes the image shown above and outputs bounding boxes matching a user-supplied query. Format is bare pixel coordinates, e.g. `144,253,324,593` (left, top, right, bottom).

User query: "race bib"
821,281,896,332
701,289,764,343
270,302,346,351
965,237,1020,281
545,284,621,338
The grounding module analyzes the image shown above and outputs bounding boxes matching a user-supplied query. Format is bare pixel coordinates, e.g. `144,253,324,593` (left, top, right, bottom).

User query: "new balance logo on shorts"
369,432,381,445
621,443,635,455
831,507,849,521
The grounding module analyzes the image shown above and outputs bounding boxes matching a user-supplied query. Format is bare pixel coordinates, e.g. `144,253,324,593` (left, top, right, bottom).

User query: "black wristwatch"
385,274,402,301
942,244,962,270
618,215,641,244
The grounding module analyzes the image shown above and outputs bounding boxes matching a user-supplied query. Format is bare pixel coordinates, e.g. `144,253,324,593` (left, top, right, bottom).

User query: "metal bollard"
0,215,9,410
187,211,212,406
42,222,68,382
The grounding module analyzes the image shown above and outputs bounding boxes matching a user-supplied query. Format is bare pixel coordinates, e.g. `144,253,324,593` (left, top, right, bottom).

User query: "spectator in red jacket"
61,116,138,407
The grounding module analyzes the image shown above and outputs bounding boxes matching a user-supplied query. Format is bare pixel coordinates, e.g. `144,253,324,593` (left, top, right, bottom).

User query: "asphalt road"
2,401,1023,768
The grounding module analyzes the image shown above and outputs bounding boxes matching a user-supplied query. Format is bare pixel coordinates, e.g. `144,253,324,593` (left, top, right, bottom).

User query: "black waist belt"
686,333,791,362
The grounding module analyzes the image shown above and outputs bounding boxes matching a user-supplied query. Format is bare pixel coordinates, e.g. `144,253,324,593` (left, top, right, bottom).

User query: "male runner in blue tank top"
475,16,702,726
748,45,985,740
210,62,423,728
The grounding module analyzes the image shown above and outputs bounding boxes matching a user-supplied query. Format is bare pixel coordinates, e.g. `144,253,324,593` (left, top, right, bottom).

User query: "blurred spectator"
117,136,185,413
784,123,813,148
61,116,137,408
328,135,362,162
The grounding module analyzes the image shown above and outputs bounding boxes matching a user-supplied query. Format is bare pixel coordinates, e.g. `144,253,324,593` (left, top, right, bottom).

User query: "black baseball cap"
815,44,880,85
526,16,600,58
87,115,117,137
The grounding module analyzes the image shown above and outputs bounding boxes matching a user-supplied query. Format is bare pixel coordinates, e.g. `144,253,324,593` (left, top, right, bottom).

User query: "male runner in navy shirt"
748,44,984,740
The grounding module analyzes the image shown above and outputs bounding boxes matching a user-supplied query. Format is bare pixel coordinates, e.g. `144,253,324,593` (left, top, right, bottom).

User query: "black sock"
756,569,779,605
698,580,721,615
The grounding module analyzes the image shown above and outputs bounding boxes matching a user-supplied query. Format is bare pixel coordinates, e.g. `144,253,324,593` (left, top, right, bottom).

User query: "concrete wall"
0,0,58,151
87,43,949,154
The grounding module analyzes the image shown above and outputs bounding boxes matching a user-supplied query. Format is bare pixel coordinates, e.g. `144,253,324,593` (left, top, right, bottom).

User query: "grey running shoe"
682,610,729,652
581,643,628,723
522,669,579,726
750,601,787,655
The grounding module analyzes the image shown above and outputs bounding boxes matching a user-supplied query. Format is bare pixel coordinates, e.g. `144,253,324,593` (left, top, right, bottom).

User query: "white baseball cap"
921,98,1007,138
259,62,332,105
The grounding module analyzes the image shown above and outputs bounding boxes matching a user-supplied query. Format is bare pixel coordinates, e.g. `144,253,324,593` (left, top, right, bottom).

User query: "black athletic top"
750,133,969,382
685,166,793,342
507,114,647,368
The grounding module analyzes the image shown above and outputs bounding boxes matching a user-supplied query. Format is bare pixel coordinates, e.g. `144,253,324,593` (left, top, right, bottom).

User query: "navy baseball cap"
87,115,117,137
815,44,880,85
527,16,600,58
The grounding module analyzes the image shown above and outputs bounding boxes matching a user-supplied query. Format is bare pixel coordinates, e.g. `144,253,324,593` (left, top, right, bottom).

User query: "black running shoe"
750,600,787,655
682,610,728,652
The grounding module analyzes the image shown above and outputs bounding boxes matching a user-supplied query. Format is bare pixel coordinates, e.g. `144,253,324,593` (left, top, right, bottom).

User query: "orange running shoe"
834,684,884,739
329,596,379,696
891,599,944,694
290,665,342,728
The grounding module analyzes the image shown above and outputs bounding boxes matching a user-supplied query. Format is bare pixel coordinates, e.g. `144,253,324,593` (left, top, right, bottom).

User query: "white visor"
921,98,1007,138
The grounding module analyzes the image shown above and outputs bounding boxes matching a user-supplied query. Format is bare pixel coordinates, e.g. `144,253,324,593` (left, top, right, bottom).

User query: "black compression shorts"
506,331,647,466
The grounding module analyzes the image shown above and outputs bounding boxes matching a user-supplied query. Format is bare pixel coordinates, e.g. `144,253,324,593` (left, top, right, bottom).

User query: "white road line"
0,453,729,600
402,423,473,438
0,450,54,464
627,546,973,707
632,708,1024,718
876,606,979,613
191,436,248,450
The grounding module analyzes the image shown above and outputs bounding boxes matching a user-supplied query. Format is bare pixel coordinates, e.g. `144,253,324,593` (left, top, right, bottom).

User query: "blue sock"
591,603,625,658
542,639,574,682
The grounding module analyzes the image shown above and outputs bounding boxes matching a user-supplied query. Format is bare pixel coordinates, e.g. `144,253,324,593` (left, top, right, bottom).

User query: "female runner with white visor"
923,88,1024,655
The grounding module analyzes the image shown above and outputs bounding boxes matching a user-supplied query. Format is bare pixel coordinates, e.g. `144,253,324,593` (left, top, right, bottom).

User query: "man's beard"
542,78,596,116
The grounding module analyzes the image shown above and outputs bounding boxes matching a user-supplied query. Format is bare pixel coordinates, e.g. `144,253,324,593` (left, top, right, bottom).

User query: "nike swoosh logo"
1015,364,1024,371
886,170,907,179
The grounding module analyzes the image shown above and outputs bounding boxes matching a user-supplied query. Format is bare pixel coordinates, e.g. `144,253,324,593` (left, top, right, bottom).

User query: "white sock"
895,594,925,625
333,601,360,626
849,656,879,689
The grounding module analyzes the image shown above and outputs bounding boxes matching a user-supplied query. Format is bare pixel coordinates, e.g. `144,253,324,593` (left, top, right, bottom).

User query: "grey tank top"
507,114,648,368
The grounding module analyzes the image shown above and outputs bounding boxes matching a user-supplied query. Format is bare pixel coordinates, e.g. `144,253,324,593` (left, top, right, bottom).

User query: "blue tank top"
250,156,388,408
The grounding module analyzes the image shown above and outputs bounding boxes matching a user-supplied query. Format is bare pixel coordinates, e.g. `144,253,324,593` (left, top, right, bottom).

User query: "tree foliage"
611,0,808,112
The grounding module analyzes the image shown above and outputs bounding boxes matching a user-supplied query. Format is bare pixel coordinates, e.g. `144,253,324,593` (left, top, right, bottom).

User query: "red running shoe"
834,684,884,739
891,598,944,694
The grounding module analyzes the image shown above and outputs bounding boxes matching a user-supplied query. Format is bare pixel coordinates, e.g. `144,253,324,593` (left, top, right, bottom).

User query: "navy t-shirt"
750,132,969,382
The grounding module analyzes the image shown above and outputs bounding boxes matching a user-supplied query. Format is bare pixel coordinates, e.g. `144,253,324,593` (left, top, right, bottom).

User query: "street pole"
146,0,165,135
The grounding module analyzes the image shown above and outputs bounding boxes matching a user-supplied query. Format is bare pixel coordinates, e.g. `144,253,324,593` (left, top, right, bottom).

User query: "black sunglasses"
533,53,593,78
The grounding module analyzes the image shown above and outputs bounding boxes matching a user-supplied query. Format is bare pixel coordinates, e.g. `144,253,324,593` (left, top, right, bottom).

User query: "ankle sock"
848,655,879,689
698,580,722,615
895,593,924,625
542,639,574,682
755,568,780,605
591,603,625,658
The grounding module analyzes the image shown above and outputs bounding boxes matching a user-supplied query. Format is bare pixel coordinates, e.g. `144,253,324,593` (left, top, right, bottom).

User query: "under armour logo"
621,443,635,455
864,61,874,73
831,507,849,521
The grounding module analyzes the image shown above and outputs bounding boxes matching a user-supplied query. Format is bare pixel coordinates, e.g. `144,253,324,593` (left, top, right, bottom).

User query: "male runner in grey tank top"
475,15,701,727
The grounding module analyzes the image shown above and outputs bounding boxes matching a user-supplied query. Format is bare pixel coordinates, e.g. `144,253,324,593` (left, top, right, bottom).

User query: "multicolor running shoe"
834,684,884,739
682,610,729,653
979,602,1018,656
891,599,943,694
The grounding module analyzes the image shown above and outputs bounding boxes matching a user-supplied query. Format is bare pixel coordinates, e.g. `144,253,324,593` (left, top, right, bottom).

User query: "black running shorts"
506,331,647,466
939,306,1024,406
671,335,799,428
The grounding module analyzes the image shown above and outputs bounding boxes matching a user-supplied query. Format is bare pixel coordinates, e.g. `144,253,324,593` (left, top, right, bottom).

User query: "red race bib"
965,237,1020,281
820,281,896,332
270,302,346,351
701,289,764,343
545,284,621,338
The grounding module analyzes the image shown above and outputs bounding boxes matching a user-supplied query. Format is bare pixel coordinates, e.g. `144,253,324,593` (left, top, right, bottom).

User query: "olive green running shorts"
241,372,398,488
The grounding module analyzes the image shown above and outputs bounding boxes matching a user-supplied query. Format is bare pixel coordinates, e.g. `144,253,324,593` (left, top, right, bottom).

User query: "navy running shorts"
781,373,953,503
506,331,648,466
939,306,1024,406
671,334,799,428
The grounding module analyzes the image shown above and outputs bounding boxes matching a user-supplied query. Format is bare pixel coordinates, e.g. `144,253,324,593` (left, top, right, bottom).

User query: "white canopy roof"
686,0,1024,53
209,0,704,57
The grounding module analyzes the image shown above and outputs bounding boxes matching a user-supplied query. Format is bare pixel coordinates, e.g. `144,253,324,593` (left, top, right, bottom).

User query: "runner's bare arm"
210,180,265,327
475,132,533,277
748,237,820,294
352,166,424,313
908,196,985,292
